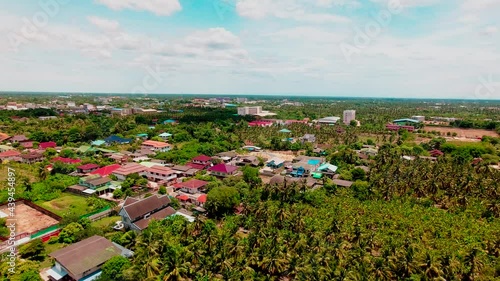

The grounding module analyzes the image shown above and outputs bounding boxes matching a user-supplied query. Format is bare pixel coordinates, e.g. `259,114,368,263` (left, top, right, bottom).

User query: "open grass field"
0,162,38,185
36,193,90,217
0,203,58,236
424,126,498,138
92,216,121,229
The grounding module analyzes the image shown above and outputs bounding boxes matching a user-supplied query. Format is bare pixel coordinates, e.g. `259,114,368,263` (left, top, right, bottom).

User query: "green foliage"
205,186,240,218
58,222,84,244
18,239,45,262
242,166,261,186
158,185,167,195
113,188,124,199
97,256,131,281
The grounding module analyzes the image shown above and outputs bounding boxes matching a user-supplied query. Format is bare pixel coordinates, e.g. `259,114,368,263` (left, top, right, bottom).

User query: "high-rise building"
237,106,262,116
343,110,356,125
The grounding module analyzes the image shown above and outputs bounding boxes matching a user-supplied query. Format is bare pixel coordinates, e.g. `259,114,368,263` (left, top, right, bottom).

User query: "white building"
237,106,262,115
343,110,356,125
411,116,425,122
318,116,341,125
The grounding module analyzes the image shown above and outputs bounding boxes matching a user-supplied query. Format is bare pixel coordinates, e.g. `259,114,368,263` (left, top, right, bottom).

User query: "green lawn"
92,216,121,229
36,193,90,217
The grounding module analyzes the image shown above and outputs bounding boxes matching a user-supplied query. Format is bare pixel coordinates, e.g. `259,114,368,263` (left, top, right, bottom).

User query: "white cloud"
236,0,350,23
481,25,498,35
462,0,500,11
95,0,181,16
87,16,120,32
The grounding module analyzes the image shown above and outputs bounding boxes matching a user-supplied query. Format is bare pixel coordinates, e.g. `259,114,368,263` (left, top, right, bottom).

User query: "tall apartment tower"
343,110,356,125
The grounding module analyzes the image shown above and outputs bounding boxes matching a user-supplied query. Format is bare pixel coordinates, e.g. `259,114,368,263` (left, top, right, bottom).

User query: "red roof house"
208,164,239,177
196,194,207,204
192,155,212,164
90,164,122,177
51,157,81,164
177,195,189,201
77,163,100,173
39,141,57,149
0,150,21,160
177,179,209,194
20,141,34,149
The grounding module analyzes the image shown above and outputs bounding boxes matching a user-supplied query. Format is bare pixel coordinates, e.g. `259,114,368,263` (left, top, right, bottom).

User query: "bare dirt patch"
0,203,58,235
250,150,298,162
424,127,498,138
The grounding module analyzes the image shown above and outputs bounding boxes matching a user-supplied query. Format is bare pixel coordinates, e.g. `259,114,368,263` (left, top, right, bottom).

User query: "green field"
36,193,90,217
92,216,121,229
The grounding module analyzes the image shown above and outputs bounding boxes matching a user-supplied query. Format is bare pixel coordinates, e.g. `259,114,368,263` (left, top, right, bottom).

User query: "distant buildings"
237,106,276,117
411,115,425,122
343,110,356,125
318,116,341,125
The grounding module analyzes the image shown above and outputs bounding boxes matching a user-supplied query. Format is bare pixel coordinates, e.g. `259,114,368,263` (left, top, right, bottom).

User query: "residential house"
208,164,239,177
0,133,10,143
105,152,130,164
77,163,100,174
80,175,112,195
51,157,81,164
158,132,172,140
189,155,212,170
216,151,238,163
8,135,29,144
20,141,34,149
0,150,21,161
171,165,199,177
301,134,316,143
145,166,177,185
141,140,171,152
90,164,122,177
21,152,44,164
104,135,132,145
177,179,209,194
332,179,354,188
196,194,207,207
136,133,148,140
112,163,148,181
119,195,176,231
47,235,133,281
91,140,106,146
266,157,285,169
39,141,57,150
313,163,338,179
236,155,260,167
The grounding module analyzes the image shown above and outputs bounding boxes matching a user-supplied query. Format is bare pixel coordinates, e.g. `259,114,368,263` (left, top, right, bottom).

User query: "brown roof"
147,166,176,175
332,179,354,187
21,152,43,159
10,135,28,142
123,195,171,221
133,207,176,230
180,179,209,189
49,236,122,278
113,163,147,176
85,176,112,186
67,185,87,192
172,165,191,172
123,197,139,206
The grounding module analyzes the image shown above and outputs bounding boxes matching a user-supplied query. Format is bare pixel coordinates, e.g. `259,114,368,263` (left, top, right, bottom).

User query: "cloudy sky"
0,0,499,98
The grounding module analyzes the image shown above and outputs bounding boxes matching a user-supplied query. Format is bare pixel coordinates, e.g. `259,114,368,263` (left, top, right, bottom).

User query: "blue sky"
0,0,499,98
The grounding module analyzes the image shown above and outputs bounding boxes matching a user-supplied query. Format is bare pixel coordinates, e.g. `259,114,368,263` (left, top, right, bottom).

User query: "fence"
80,206,112,222
30,224,59,239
